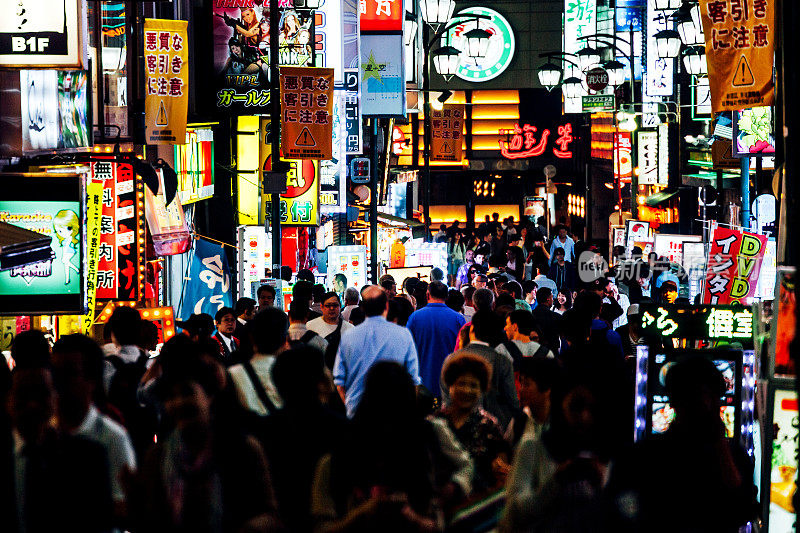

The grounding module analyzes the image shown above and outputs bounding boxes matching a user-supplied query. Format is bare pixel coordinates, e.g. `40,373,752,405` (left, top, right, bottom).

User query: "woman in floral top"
436,352,512,493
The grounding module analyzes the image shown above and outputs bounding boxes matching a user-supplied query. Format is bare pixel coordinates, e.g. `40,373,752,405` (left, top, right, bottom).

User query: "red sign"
702,226,768,304
586,67,609,92
613,132,632,183
499,122,574,160
360,0,403,31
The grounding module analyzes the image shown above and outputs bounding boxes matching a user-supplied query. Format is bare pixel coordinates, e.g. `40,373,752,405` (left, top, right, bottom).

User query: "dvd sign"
586,67,608,92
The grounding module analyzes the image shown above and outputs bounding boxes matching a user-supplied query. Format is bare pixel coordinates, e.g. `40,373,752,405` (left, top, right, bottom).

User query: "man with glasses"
307,292,354,368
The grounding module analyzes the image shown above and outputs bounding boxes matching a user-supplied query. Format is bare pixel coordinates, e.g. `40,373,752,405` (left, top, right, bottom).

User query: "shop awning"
0,222,53,271
645,189,680,207
377,212,424,227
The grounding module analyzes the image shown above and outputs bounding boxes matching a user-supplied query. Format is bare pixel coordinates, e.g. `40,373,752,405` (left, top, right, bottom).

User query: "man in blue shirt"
548,225,576,265
333,285,420,417
406,281,466,396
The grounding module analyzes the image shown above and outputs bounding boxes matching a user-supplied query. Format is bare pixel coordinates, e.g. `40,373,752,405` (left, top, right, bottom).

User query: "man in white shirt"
340,287,360,322
228,307,289,416
103,306,148,396
497,309,555,362
287,301,329,353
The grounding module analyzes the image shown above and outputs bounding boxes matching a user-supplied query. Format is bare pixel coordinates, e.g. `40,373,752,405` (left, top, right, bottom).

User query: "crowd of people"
0,219,757,532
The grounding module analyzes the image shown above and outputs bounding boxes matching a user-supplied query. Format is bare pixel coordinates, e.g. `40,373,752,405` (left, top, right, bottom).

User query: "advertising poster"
174,128,215,205
637,130,658,185
82,181,103,333
699,0,774,111
645,0,675,97
702,226,768,305
430,104,464,162
769,389,798,533
524,196,546,219
733,106,775,156
181,238,233,320
280,66,334,160
19,69,90,152
625,219,650,254
326,245,367,290
213,2,313,114
360,33,405,117
144,19,189,145
614,132,633,183
0,0,87,68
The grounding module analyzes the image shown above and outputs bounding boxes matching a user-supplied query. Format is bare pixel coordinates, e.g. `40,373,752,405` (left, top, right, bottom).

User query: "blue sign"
180,238,232,320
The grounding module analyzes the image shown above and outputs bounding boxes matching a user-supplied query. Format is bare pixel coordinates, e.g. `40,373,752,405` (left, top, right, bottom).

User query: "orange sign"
360,0,404,31
144,19,188,145
699,0,774,112
280,66,334,160
431,104,464,162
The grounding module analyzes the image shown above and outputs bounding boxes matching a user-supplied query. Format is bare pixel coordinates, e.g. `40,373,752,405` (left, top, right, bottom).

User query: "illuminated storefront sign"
174,128,214,205
640,304,753,341
443,7,515,82
359,0,403,32
499,122,574,160
564,0,597,113
703,226,767,305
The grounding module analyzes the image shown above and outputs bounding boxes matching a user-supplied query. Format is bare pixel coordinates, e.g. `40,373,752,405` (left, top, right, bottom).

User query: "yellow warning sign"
732,55,755,87
144,19,188,145
280,66,334,160
431,104,465,162
156,100,169,126
699,0,774,112
295,127,316,147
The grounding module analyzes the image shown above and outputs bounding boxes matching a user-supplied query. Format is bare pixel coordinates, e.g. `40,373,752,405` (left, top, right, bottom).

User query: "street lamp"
465,27,492,61
654,0,681,10
420,0,455,27
404,11,418,47
604,59,626,87
655,29,682,59
431,45,462,80
537,62,563,90
577,46,601,70
682,45,707,75
562,76,583,99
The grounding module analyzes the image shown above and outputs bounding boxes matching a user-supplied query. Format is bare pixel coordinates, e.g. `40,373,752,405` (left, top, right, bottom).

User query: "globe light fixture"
603,59,626,87
655,29,682,59
562,76,583,99
432,45,462,79
420,0,456,27
404,11,418,47
537,62,563,90
682,45,707,75
577,46,601,70
465,27,492,61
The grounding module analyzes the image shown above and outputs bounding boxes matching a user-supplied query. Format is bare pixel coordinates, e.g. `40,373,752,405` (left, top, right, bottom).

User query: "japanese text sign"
280,66,334,160
640,304,753,342
614,132,633,183
703,226,767,304
499,123,575,160
637,130,658,185
360,0,403,32
82,182,103,333
261,130,321,226
144,19,188,145
431,105,464,162
181,238,232,321
699,0,774,111
344,69,362,154
564,0,597,112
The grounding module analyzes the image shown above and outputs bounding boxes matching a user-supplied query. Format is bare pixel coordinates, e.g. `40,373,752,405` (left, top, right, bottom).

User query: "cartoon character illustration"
53,209,80,285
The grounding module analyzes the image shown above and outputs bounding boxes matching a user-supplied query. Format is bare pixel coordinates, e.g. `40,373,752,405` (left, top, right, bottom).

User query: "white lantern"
404,12,418,47
655,29,682,59
577,46,601,70
682,45,707,75
562,76,583,99
654,0,682,10
537,62,563,90
420,0,456,26
675,10,697,45
604,60,626,87
432,45,461,78
690,3,705,40
465,27,492,60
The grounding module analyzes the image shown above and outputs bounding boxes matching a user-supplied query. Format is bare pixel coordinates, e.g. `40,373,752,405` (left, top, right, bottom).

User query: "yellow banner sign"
699,0,774,112
82,181,103,333
431,104,465,162
144,19,189,145
280,66,335,160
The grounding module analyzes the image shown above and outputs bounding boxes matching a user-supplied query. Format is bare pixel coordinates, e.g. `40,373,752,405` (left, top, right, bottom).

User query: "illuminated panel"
237,116,260,225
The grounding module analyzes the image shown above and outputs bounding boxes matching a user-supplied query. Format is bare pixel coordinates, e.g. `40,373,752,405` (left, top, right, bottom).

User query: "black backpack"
289,329,319,348
106,351,156,456
323,319,345,370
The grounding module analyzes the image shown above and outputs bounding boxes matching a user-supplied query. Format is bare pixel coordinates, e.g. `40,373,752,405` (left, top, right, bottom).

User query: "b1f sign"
0,0,88,68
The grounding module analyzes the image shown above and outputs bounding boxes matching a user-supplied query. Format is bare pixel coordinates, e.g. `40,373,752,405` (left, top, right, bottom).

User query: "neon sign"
499,122,574,159
639,304,754,343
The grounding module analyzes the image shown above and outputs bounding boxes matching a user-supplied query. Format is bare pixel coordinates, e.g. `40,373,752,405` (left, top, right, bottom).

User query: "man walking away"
287,302,328,353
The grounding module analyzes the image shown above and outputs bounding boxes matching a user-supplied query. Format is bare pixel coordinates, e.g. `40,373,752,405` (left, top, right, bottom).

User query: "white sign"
237,226,271,299
402,242,448,271
645,0,674,97
757,239,776,301
657,123,669,186
564,0,597,113
637,131,658,185
0,0,88,68
326,245,368,290
653,233,702,265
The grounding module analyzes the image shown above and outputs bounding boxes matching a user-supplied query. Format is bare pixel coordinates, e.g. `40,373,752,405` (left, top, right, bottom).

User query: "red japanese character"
707,0,728,23
147,78,158,95
284,76,299,90
169,77,183,96
145,32,158,51
299,109,313,123
284,93,298,107
158,32,171,51
553,123,574,158
158,54,168,74
284,109,297,122
316,77,331,91
712,28,731,49
157,77,169,95
316,93,329,108
172,33,183,51
753,0,767,18
300,76,314,90
146,55,157,74
732,26,750,48
753,24,769,46
730,0,748,21
171,56,183,74
314,111,329,124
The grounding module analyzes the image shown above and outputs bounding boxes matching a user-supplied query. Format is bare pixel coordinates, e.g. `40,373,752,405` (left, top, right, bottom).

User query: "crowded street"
0,0,797,531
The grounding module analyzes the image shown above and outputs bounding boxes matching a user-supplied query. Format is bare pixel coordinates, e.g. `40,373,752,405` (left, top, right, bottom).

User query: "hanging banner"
703,226,768,304
360,33,406,117
175,127,215,205
82,182,103,333
699,0,775,112
144,19,188,145
430,104,464,162
280,66,334,160
645,0,675,97
181,238,233,321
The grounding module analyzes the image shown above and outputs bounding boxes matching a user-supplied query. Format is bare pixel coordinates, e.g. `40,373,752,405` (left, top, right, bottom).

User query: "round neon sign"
445,7,515,82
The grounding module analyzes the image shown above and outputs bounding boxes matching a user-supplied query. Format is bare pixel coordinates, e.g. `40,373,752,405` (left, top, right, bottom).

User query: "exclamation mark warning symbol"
156,100,169,126
732,55,755,87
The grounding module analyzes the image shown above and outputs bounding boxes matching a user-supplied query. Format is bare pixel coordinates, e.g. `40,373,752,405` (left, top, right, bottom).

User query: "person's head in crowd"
272,345,330,408
320,291,342,324
297,268,315,283
251,307,289,355
140,320,159,352
445,289,465,314
379,274,396,286
505,309,535,342
464,249,475,265
413,281,428,308
666,356,727,431
472,272,488,290
280,266,293,282
51,334,105,429
599,299,623,325
472,287,495,312
495,305,515,322
10,329,51,370
354,361,417,426
109,305,142,348
177,313,215,341
647,252,658,268
521,280,537,302
427,280,448,303
333,273,348,294
362,285,389,317
560,308,593,348
288,301,310,324
536,287,554,308
636,262,651,285
461,285,476,307
430,267,445,283
380,278,397,298
504,280,523,300
257,285,277,309
469,310,504,346
519,357,563,424
214,307,237,338
613,245,626,263
557,225,568,240
438,224,447,234
555,289,573,311
573,290,603,320
235,297,257,321
474,251,487,266
402,276,419,296
292,280,313,307
661,280,679,303
349,306,366,326
343,287,360,307
312,283,326,305
553,247,567,265
441,352,491,412
588,276,610,297
495,292,516,310
9,366,56,445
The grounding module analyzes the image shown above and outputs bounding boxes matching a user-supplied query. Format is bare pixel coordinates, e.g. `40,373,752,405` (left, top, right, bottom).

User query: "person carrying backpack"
287,301,328,353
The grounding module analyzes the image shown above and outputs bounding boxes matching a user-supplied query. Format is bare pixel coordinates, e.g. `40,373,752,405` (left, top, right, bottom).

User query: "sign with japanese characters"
82,182,103,333
0,0,88,68
703,226,768,304
582,95,615,111
360,33,406,117
614,132,633,183
699,0,774,111
236,225,269,299
653,233,702,265
315,0,344,84
320,92,347,213
645,0,675,97
280,66,334,160
564,0,597,112
499,122,575,160
431,104,464,162
144,19,188,145
326,245,367,290
181,238,233,321
90,159,140,301
640,304,753,341
261,136,321,226
637,130,658,185
360,0,403,32
344,69,362,154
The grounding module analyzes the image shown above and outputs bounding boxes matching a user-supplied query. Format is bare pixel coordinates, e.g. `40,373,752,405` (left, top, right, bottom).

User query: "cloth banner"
703,226,767,304
280,66,334,160
144,19,189,145
180,238,232,320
